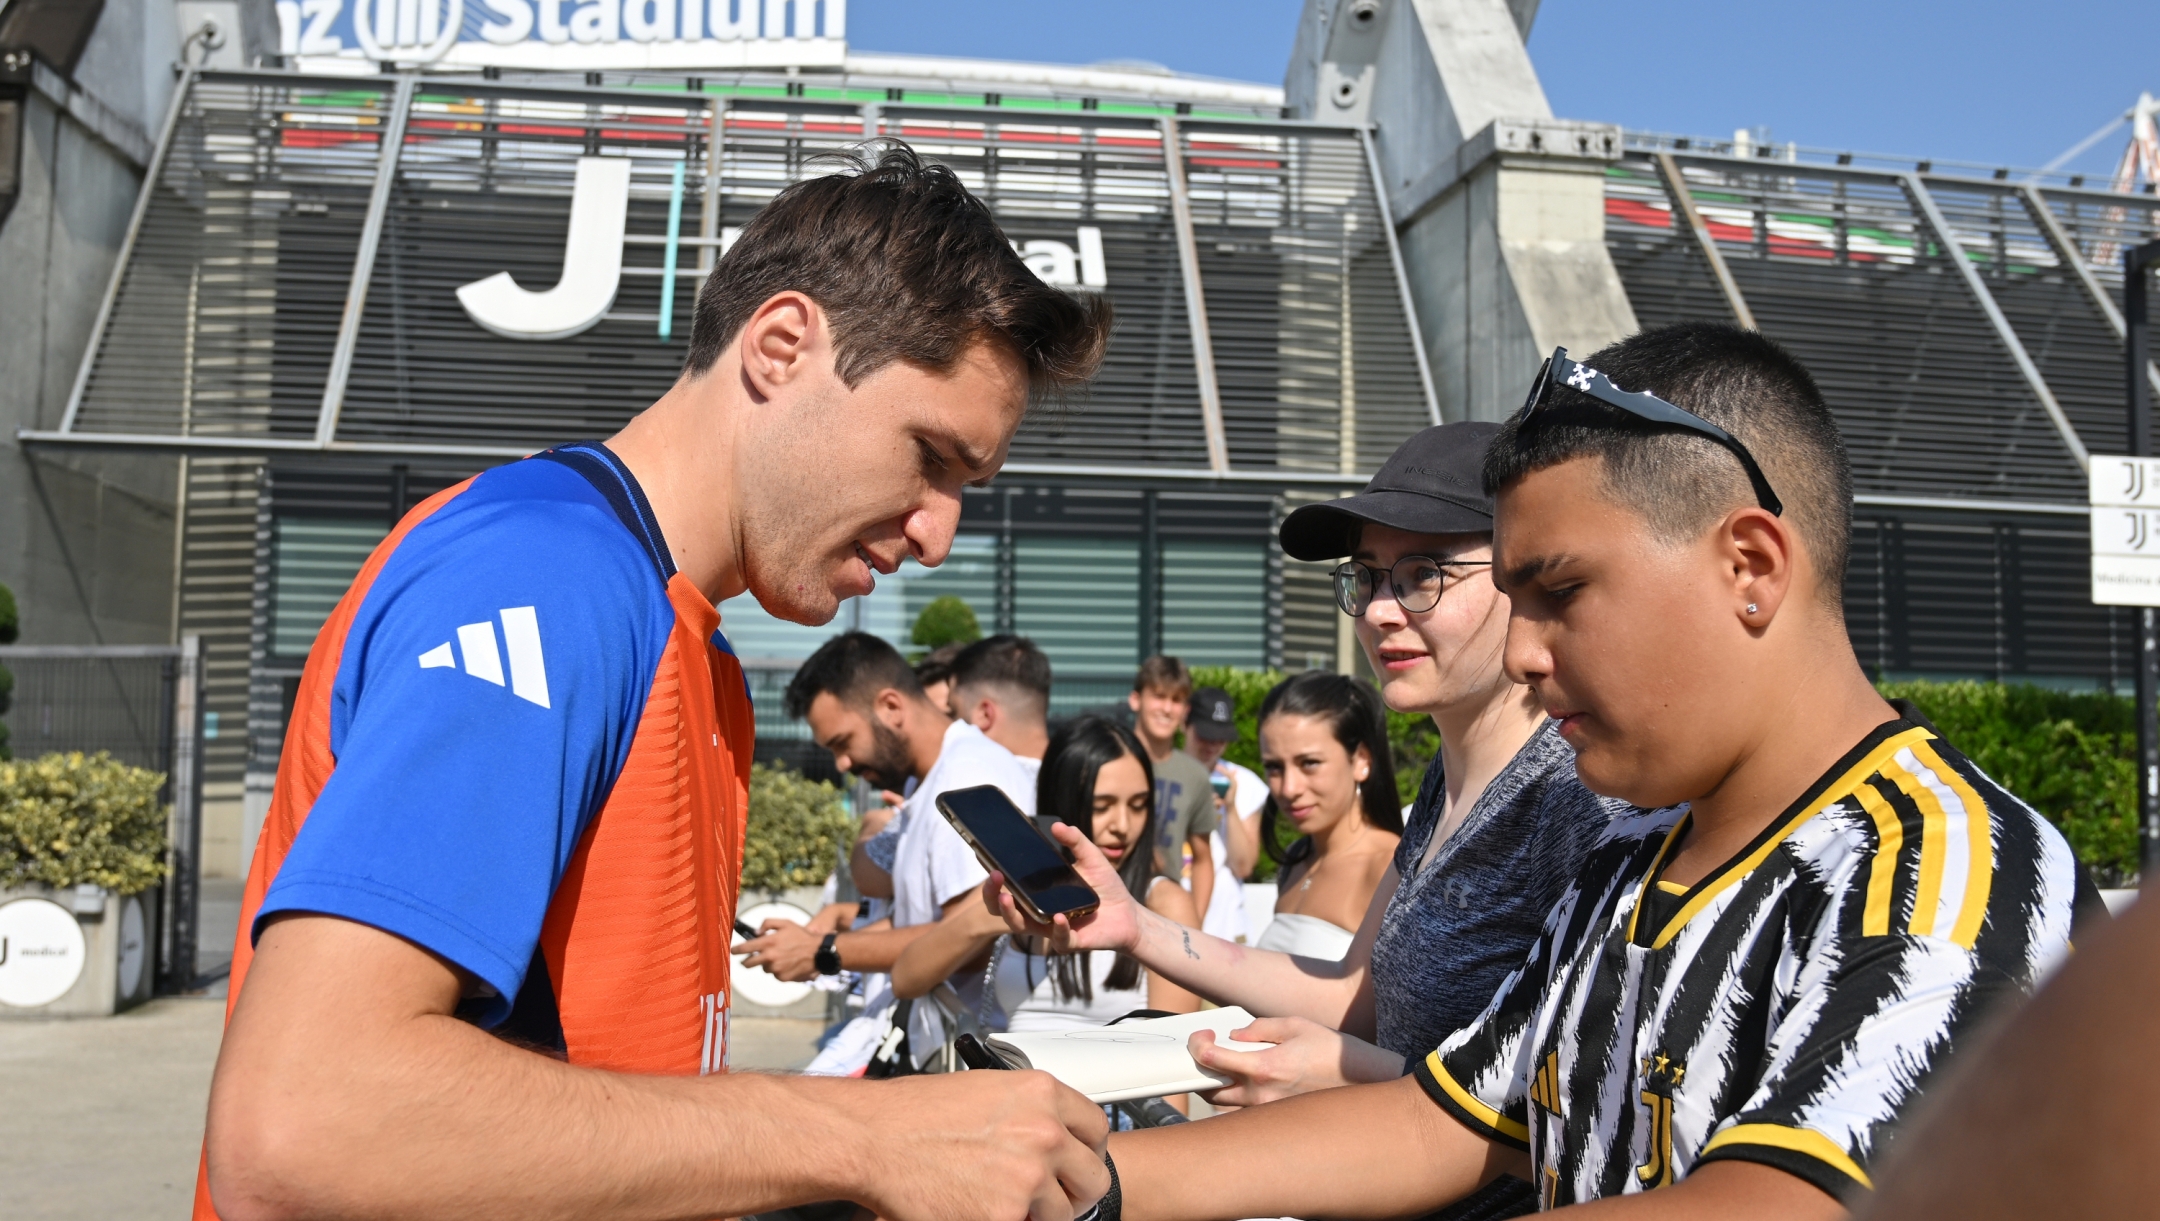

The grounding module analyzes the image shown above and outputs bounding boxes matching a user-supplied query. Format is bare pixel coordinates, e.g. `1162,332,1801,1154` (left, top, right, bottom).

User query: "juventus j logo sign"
457,157,631,341
455,155,1105,342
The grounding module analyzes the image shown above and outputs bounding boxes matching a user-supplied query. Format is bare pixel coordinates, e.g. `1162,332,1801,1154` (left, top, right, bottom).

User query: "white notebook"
986,1007,1273,1103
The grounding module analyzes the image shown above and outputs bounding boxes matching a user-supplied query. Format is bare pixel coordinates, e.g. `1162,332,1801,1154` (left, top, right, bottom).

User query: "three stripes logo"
418,606,551,708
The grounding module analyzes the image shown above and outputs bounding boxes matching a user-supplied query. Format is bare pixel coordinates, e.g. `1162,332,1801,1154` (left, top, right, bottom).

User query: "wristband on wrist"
1076,1150,1120,1221
813,932,842,976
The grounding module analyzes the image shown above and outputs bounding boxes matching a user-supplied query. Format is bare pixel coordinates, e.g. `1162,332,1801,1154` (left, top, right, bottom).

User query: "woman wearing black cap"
991,421,1629,1214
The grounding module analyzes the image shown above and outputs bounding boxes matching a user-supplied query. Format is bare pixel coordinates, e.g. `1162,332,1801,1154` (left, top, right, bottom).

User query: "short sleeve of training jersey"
1412,926,1549,1151
1694,931,2018,1201
255,480,673,1025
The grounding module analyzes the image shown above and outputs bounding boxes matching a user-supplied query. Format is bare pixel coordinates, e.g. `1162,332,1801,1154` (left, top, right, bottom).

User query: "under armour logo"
418,606,551,708
1565,366,1598,391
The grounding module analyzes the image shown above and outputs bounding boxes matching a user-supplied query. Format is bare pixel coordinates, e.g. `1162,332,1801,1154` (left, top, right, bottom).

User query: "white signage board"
2089,454,2160,607
0,898,88,1009
276,0,846,74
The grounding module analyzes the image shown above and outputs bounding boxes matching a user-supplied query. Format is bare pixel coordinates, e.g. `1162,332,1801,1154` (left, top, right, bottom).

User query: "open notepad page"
986,1007,1274,1103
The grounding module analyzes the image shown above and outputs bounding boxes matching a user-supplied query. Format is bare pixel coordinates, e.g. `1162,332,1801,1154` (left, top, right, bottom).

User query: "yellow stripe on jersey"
1897,758,1950,941
1646,727,1935,950
1423,1050,1531,1143
1914,740,1996,949
1625,814,1692,944
1853,779,1905,937
1701,1123,1874,1191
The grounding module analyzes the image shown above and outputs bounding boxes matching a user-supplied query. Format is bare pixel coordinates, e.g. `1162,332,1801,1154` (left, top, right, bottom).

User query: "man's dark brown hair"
684,141,1112,396
1482,322,1852,611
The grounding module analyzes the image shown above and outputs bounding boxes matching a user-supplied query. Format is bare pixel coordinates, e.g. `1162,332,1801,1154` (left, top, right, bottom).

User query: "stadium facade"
4,0,2155,879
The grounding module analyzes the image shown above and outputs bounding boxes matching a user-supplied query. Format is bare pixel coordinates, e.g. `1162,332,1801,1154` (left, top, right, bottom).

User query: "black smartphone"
732,919,760,941
953,1032,1011,1072
934,784,1101,925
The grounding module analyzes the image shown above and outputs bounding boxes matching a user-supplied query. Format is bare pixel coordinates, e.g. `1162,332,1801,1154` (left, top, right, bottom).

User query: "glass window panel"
271,517,388,659
1015,536,1139,683
1161,540,1268,668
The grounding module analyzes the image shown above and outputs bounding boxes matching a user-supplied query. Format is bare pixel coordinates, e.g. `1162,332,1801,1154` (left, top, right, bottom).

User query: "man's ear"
736,290,825,401
871,687,909,730
1723,506,1798,631
1127,690,1141,713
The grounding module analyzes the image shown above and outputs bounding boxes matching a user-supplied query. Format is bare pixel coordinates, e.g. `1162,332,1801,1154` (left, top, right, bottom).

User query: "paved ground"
0,996,825,1220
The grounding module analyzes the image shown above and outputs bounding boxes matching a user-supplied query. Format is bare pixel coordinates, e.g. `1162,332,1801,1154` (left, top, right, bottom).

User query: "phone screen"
935,785,1100,921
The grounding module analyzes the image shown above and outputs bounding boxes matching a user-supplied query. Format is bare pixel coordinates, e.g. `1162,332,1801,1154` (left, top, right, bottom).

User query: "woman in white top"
1250,672,1402,963
891,716,1199,1036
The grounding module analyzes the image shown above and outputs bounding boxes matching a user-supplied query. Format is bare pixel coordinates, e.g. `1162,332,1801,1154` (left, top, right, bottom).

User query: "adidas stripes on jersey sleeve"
255,482,674,1024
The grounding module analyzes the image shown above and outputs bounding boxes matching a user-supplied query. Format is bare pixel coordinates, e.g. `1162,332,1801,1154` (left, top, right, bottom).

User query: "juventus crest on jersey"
1417,718,2085,1208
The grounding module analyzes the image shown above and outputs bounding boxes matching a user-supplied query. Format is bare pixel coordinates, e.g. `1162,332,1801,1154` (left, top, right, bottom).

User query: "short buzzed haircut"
684,141,1112,398
1482,322,1852,610
1133,655,1193,699
783,631,924,719
949,635,1053,717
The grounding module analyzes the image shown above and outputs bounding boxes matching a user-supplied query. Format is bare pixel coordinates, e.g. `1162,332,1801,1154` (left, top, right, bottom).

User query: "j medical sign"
275,0,847,72
2091,455,2160,607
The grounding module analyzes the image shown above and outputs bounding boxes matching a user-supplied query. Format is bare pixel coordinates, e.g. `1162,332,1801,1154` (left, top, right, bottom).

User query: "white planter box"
0,885,159,1019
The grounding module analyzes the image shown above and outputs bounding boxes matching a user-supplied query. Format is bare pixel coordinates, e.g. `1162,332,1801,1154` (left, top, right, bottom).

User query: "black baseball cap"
1278,421,1499,562
1187,686,1238,742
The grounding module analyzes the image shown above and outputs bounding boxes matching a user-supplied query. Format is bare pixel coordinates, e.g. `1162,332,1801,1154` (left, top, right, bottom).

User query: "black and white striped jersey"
1414,718,2083,1208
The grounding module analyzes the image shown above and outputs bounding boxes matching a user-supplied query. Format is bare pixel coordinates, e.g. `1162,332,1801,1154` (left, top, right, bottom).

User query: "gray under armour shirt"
1369,717,1630,1060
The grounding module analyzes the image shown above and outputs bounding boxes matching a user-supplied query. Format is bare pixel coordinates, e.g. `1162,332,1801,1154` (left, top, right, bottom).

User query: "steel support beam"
2020,184,2160,404
58,67,197,434
1902,173,2090,471
1160,115,1231,474
1361,128,1442,426
2128,240,2160,874
164,635,204,991
314,75,417,449
1654,151,1758,331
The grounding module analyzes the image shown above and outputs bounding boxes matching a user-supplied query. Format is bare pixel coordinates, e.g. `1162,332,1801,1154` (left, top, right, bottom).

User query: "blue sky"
848,0,2156,179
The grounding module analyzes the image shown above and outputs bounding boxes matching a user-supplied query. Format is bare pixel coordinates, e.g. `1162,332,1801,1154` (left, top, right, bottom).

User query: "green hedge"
1188,668,2141,886
743,761,856,892
1881,680,2137,886
0,751,170,895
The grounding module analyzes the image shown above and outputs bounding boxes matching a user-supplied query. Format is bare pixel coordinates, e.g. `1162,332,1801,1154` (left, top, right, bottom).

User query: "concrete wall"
1286,0,1637,423
1,2,189,649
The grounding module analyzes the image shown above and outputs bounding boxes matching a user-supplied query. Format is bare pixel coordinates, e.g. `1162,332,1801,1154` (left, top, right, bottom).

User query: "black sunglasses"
1520,347,1783,517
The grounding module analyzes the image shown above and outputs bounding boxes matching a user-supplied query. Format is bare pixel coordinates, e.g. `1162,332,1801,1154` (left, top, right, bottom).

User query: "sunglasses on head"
1519,347,1783,517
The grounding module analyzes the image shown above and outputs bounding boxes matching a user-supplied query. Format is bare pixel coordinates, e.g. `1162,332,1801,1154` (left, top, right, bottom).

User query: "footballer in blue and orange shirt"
226,442,751,1077
200,143,1116,1221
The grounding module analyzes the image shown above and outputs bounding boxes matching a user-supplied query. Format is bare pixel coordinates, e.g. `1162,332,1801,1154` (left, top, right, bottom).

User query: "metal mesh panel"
1608,157,2085,501
866,107,1209,466
1924,182,2129,456
0,653,176,773
338,85,713,448
1846,513,2127,685
1182,124,1430,473
72,77,396,439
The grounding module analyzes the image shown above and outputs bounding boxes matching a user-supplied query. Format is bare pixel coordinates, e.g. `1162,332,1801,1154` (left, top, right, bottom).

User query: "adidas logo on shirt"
419,606,550,708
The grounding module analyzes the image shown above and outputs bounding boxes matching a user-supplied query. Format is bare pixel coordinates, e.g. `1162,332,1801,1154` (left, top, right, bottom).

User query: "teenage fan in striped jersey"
1086,322,2101,1221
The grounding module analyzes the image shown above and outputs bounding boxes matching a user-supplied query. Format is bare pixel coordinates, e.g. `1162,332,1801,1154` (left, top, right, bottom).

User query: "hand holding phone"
935,785,1101,925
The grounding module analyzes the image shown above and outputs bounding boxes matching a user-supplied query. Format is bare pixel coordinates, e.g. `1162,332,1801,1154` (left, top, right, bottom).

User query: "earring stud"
1746,603,1758,614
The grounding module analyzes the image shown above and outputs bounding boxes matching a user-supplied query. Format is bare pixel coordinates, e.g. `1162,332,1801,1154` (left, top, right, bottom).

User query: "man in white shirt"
754,630,1033,1066
1185,685,1265,943
945,634,1053,778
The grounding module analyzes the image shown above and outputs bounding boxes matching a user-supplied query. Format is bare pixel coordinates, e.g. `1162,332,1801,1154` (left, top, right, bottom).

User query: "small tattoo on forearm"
1182,930,1200,960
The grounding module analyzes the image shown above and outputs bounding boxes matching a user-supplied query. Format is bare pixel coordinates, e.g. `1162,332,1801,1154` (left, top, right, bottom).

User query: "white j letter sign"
457,157,630,341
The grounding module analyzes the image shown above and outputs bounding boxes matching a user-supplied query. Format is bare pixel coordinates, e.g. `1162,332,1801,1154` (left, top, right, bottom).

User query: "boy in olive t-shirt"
1128,656,1219,915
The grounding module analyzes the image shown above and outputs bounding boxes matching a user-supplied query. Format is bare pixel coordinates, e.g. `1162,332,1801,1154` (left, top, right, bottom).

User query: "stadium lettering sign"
275,0,848,71
457,156,1109,341
2090,455,2160,607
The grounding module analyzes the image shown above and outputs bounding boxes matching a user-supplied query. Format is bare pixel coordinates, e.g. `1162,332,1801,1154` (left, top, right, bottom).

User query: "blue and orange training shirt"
195,442,752,1220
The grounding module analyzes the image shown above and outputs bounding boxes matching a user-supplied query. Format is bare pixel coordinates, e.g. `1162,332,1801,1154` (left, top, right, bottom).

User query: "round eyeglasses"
1330,555,1492,617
